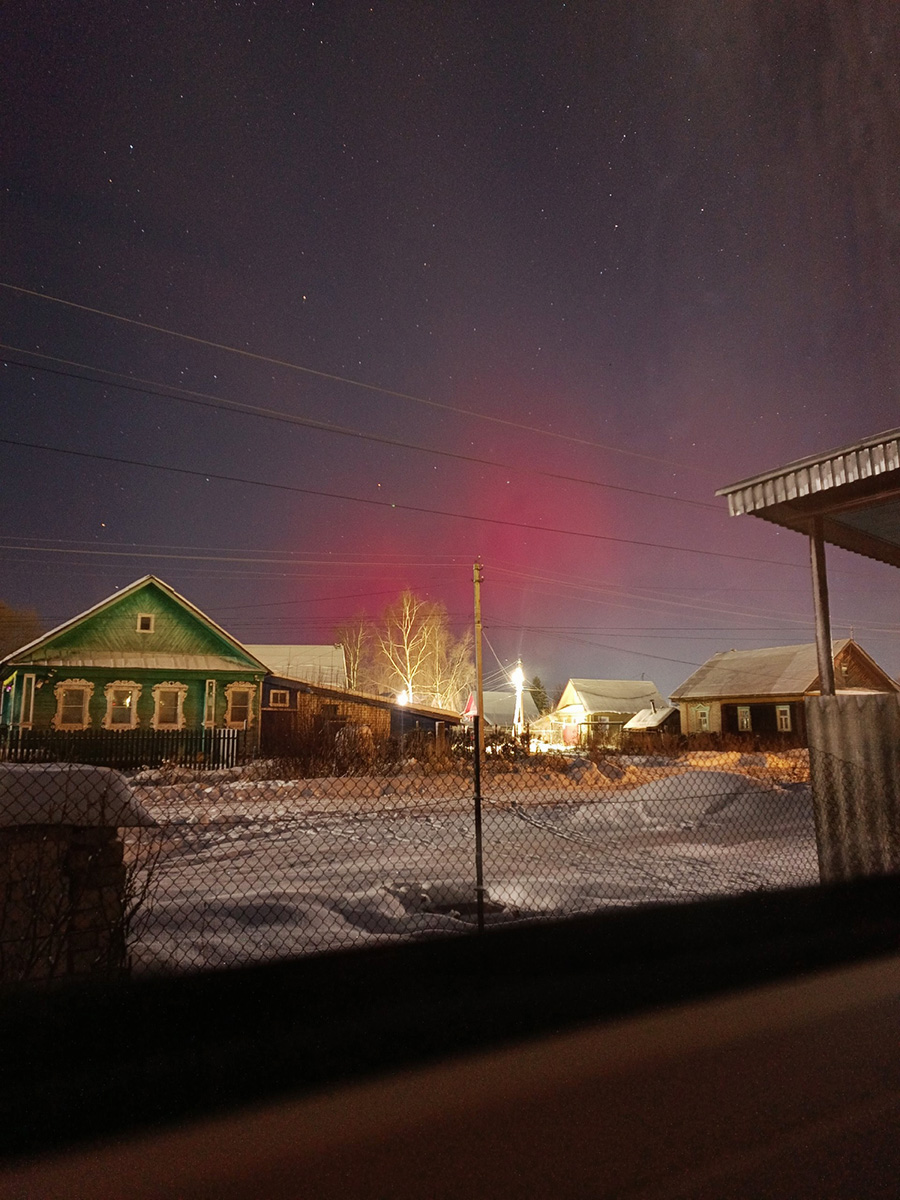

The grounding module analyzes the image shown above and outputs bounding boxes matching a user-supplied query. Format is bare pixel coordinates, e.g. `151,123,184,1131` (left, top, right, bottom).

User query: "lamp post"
512,661,525,735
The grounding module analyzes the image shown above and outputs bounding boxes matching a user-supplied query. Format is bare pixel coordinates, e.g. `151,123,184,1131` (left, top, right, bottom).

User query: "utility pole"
472,560,485,932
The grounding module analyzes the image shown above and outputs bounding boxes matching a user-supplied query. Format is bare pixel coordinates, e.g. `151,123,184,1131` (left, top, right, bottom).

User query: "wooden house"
535,679,666,746
0,576,267,762
258,675,459,754
670,640,898,740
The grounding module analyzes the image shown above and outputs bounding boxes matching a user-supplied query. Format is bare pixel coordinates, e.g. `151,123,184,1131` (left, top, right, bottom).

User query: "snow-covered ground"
126,755,819,974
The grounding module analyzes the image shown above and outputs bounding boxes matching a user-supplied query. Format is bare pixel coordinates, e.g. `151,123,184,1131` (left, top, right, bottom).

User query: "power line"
0,281,712,474
0,436,805,568
1,348,721,511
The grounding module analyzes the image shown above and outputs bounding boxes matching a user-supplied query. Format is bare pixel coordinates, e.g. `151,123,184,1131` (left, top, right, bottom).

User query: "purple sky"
2,2,898,699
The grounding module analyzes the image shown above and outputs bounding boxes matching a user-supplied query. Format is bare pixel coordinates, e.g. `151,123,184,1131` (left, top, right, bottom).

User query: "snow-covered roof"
671,641,852,701
244,645,348,686
462,690,539,727
557,679,666,716
622,705,678,731
0,764,155,826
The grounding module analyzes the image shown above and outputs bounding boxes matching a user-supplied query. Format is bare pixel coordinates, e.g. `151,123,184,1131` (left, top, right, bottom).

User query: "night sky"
3,1,899,700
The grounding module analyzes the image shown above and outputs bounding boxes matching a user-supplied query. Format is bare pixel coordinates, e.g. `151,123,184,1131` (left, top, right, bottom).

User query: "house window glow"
103,681,142,729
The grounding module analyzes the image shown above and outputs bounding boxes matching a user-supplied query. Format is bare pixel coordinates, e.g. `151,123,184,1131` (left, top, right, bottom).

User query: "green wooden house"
0,576,267,764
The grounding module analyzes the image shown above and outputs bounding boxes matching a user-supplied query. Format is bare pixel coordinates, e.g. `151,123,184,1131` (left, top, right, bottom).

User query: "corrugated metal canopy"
716,427,900,567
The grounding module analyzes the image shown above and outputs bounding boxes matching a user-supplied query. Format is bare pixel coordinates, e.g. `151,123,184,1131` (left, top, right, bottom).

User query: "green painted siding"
16,581,260,668
23,669,262,731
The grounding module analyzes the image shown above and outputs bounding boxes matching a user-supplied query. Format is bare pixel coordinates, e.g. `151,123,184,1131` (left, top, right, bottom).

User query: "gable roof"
245,645,347,686
1,576,269,673
669,640,878,701
557,679,666,716
462,690,540,727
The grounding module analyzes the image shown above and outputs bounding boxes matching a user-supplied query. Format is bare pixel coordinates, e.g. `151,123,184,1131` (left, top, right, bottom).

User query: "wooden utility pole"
472,561,485,932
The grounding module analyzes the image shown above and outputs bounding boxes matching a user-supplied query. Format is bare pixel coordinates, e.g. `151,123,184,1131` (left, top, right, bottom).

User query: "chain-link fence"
1,732,832,986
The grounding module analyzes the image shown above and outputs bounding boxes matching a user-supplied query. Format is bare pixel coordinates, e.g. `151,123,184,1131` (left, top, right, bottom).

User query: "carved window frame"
102,680,143,730
151,681,189,730
224,682,254,729
52,679,94,730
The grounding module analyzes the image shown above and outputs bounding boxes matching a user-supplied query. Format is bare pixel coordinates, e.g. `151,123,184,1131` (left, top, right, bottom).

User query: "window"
204,679,217,727
776,704,792,732
103,681,142,729
19,674,35,727
269,689,290,708
225,683,253,728
52,679,93,730
696,707,710,732
737,706,752,732
136,613,155,633
151,681,188,730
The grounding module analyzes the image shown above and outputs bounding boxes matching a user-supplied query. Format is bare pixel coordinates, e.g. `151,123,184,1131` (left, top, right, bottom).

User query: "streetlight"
511,661,525,735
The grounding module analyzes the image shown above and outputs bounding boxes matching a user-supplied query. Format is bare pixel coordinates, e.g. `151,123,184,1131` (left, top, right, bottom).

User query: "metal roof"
462,690,539,727
16,653,258,672
558,679,666,716
671,641,852,701
716,427,900,567
245,644,347,686
622,705,678,730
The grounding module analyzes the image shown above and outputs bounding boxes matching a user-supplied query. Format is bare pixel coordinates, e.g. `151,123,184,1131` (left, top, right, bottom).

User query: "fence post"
473,714,485,933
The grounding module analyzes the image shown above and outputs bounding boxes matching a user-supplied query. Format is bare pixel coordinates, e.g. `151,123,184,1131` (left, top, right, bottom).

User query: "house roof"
716,427,900,568
462,690,539,727
558,679,666,716
622,706,678,731
245,645,347,686
671,641,854,701
267,676,460,722
1,576,269,673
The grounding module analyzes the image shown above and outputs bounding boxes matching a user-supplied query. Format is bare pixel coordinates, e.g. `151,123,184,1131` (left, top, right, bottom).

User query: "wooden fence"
0,727,251,770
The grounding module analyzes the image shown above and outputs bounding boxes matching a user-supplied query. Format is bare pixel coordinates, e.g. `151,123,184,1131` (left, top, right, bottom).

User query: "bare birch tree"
336,590,472,711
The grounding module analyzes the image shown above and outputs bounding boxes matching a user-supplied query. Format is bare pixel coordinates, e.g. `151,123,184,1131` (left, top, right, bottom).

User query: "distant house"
536,679,667,746
461,690,539,729
243,645,348,688
0,576,268,762
670,640,898,740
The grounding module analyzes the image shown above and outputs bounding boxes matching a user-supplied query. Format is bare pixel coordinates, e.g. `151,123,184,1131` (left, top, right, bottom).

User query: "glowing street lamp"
511,661,525,734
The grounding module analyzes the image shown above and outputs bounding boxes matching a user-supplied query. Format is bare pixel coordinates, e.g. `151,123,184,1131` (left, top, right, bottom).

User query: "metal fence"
0,729,830,986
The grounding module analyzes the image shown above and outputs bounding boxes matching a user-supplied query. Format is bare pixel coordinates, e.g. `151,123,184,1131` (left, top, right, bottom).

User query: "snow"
124,755,820,974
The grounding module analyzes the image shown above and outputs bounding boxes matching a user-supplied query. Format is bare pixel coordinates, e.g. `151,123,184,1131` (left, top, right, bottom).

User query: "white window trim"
19,674,36,728
52,679,94,730
269,689,291,708
151,681,189,730
136,612,155,633
204,679,217,728
224,682,254,729
737,705,752,732
102,680,143,730
695,705,710,732
776,704,792,732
